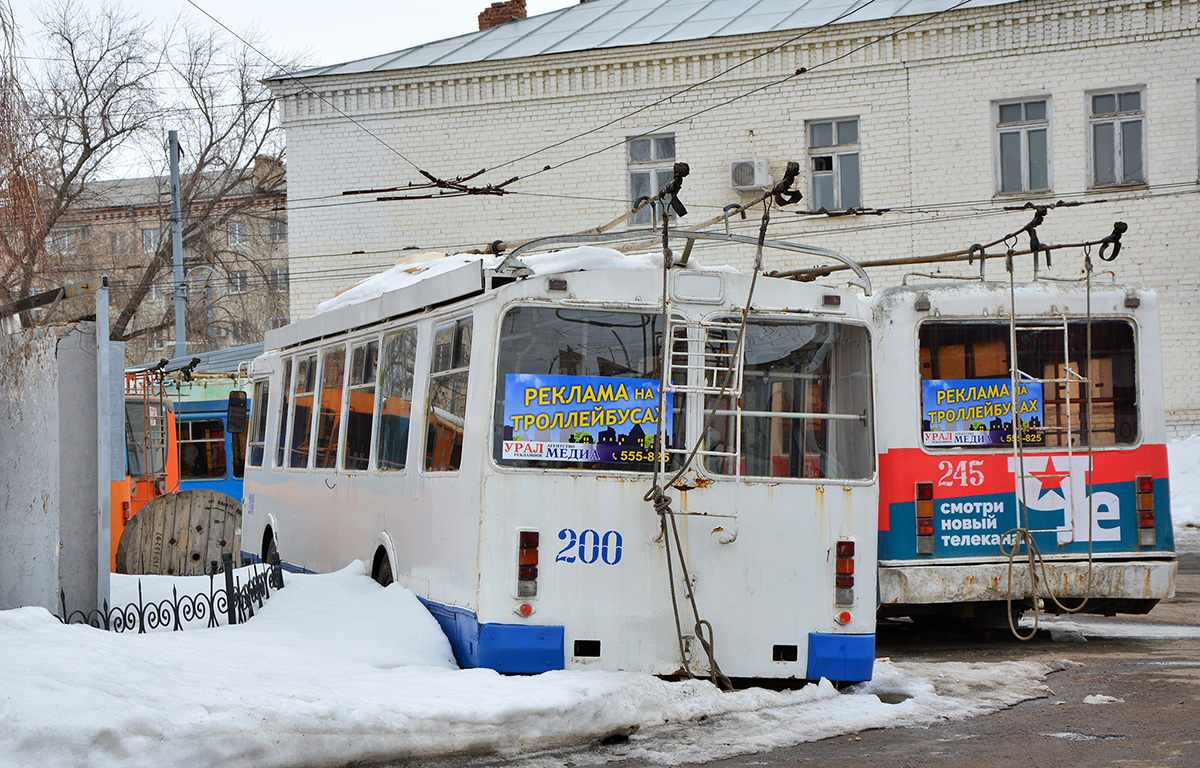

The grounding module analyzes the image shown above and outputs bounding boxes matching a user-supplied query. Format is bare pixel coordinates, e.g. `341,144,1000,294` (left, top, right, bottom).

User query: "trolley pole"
169,130,186,358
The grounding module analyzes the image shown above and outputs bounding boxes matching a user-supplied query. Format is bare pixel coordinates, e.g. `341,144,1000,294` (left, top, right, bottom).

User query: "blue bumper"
807,632,875,683
420,598,564,674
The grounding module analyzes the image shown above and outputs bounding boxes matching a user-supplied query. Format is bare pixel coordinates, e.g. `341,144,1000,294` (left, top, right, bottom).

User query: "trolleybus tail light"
823,294,841,307
517,530,539,598
834,539,855,605
915,482,935,554
1136,476,1156,546
835,611,852,626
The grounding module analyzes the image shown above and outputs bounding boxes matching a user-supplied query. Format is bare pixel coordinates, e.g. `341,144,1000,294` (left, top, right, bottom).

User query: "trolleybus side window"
231,426,246,479
918,320,1137,447
704,320,873,480
314,346,346,469
493,306,684,471
289,354,317,468
426,318,472,471
343,339,379,471
276,359,291,468
247,378,269,467
377,328,417,471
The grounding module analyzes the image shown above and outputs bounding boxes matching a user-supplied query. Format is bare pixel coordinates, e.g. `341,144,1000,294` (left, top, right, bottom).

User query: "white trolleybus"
241,231,878,682
871,256,1176,627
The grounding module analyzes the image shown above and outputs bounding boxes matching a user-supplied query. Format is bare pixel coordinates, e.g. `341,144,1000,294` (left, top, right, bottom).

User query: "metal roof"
279,0,1023,80
127,342,264,375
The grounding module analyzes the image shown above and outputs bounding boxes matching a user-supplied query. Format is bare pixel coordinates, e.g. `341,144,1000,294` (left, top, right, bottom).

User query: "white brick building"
268,0,1200,433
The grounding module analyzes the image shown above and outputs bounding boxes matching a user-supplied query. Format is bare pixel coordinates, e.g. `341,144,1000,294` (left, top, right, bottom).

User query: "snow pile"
0,562,1055,768
1169,435,1200,529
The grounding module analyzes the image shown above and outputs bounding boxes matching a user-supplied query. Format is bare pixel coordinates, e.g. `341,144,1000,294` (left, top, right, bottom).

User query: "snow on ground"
1169,435,1200,529
1,438,1196,768
1,562,1057,768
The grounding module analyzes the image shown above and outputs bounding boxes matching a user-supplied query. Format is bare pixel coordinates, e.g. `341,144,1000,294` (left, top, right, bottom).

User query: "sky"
0,438,1196,768
12,0,579,71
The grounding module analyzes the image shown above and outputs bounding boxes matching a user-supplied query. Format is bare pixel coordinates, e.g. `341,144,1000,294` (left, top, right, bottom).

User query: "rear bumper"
878,558,1177,605
806,633,875,683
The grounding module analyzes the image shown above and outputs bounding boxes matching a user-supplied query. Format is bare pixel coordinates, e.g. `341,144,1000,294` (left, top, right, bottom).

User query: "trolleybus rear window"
918,320,1137,447
703,320,873,480
494,306,684,471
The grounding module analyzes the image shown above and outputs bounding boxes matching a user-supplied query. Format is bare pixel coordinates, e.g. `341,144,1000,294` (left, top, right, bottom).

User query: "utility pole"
169,130,186,358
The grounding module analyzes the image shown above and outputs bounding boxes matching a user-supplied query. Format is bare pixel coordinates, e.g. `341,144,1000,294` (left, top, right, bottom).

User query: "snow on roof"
313,245,730,315
278,0,1026,79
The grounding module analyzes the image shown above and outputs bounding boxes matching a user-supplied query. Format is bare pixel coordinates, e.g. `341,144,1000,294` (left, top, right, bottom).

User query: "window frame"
267,219,287,243
268,268,289,293
807,118,861,211
916,319,1140,449
227,220,247,246
423,315,473,473
491,304,685,475
626,133,677,225
1088,87,1146,188
247,377,270,468
142,228,160,254
342,338,379,472
702,315,875,482
177,418,229,480
375,325,420,473
229,270,249,295
994,98,1051,195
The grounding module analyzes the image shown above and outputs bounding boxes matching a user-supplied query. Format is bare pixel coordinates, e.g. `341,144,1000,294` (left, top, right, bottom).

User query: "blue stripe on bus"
806,632,875,683
419,597,565,674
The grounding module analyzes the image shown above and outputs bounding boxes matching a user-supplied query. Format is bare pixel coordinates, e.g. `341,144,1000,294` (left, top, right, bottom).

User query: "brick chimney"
478,0,526,30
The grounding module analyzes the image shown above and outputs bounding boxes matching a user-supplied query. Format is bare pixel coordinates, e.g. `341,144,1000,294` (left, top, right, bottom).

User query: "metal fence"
58,552,285,633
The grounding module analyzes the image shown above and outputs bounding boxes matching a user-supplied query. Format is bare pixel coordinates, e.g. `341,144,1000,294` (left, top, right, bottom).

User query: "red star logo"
1029,456,1070,498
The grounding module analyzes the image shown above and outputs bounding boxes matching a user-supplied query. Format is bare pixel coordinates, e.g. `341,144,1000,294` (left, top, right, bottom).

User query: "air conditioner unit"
730,159,771,191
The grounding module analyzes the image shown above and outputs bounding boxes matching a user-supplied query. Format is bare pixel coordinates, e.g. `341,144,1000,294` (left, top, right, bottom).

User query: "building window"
996,99,1049,193
267,220,287,243
627,134,676,225
1090,89,1144,187
268,316,288,330
148,282,164,302
268,268,289,293
50,229,75,254
232,319,255,341
142,228,160,254
229,270,248,294
227,220,247,246
808,119,860,210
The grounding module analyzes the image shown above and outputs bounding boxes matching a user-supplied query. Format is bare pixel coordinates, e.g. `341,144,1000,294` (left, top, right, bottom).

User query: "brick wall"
272,0,1200,432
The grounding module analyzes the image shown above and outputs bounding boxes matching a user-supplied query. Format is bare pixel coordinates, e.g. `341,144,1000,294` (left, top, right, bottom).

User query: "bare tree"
2,0,297,352
0,1,56,322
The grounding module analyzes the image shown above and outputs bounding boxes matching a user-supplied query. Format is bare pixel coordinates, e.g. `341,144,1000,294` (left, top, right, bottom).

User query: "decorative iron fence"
58,552,285,633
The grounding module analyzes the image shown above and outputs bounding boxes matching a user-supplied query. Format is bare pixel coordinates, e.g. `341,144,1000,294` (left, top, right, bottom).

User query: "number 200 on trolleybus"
241,238,878,682
873,273,1176,624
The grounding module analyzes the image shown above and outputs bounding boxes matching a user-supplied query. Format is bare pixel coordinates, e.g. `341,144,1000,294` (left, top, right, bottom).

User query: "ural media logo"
1007,455,1121,545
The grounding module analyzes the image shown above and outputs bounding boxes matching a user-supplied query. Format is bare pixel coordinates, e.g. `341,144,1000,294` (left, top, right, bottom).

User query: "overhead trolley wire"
183,0,512,198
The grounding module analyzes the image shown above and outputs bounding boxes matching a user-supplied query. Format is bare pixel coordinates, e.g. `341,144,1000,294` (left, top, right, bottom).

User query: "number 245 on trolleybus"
240,238,878,683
